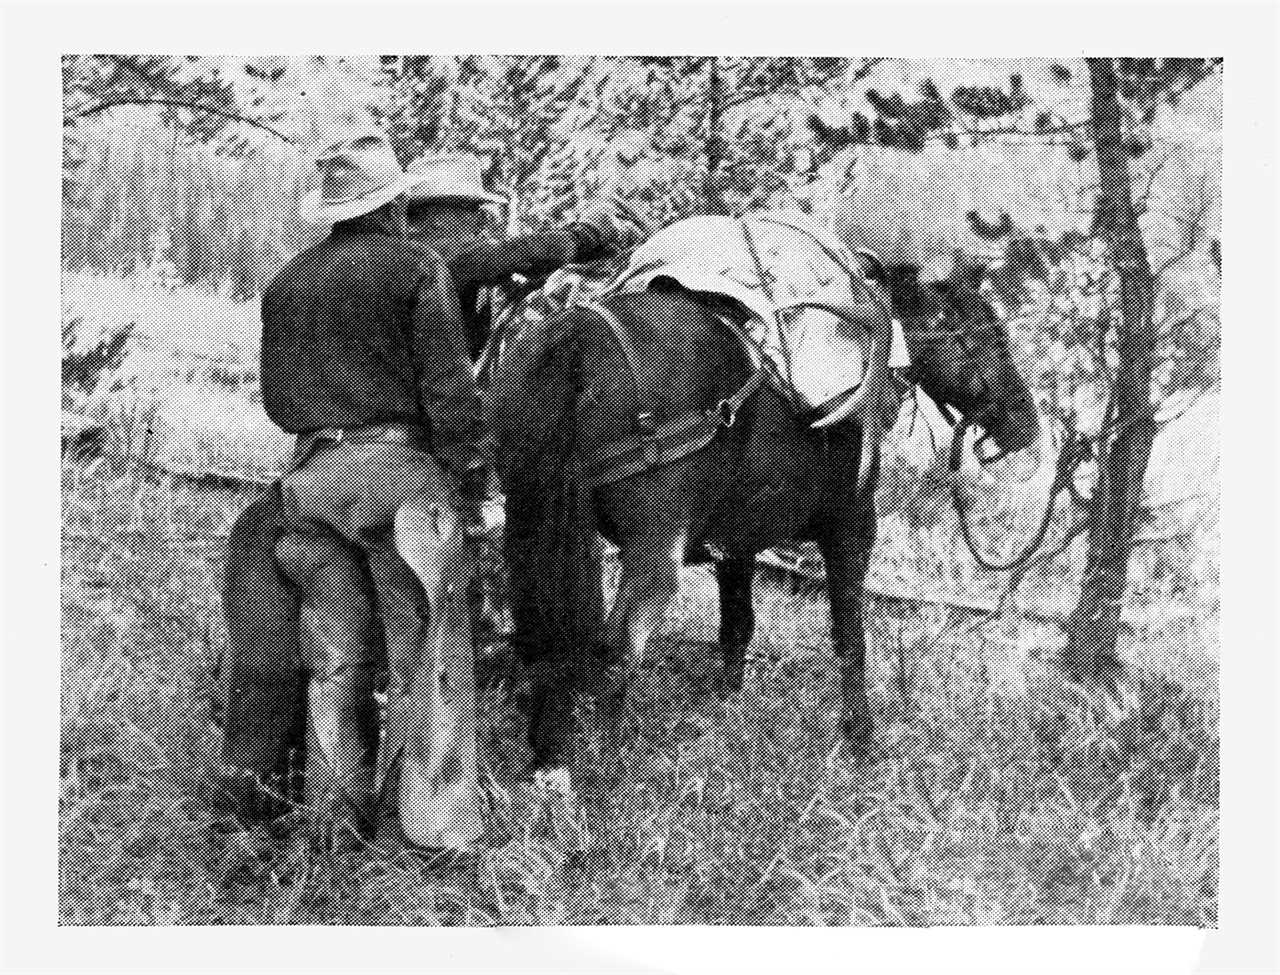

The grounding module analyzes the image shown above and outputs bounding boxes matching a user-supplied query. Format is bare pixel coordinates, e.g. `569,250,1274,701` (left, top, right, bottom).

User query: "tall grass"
60,456,1217,925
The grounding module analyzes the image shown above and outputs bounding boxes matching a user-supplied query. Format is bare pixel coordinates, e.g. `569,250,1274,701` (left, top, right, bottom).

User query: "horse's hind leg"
816,499,878,753
714,556,756,697
596,530,685,732
503,515,601,776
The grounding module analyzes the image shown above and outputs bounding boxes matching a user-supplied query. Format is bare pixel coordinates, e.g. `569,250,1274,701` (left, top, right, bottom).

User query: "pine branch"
1159,57,1224,107
849,56,886,85
926,117,1092,143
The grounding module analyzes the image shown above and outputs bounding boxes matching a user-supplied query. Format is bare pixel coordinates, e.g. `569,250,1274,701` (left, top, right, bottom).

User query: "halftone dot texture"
62,56,1217,926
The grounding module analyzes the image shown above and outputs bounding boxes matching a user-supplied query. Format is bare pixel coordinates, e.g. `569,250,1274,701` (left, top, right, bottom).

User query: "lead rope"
950,418,1080,573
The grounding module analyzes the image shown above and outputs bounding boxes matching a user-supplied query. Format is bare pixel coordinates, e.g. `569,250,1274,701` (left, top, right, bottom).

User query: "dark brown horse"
490,263,1040,775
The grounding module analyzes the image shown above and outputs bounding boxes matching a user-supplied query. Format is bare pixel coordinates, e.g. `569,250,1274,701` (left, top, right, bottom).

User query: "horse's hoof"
714,676,744,700
840,712,875,756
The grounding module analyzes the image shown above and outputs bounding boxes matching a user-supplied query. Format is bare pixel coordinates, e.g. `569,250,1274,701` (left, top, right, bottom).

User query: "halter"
885,281,1059,574
900,291,1017,462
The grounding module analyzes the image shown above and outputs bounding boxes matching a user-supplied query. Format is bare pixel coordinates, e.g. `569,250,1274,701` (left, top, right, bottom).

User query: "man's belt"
286,422,432,475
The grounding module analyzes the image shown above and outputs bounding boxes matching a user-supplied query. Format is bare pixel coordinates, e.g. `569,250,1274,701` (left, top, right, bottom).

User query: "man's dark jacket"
413,222,608,358
260,213,482,475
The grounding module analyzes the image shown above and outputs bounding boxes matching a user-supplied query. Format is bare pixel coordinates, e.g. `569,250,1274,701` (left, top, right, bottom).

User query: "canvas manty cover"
614,213,896,418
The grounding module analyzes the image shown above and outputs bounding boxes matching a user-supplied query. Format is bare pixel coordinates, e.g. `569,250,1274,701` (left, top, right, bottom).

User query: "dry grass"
59,273,1218,925
59,457,1217,926
62,271,291,481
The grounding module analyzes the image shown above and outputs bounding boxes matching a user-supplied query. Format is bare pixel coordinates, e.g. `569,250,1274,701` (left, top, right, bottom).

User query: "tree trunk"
701,58,730,216
1063,58,1160,683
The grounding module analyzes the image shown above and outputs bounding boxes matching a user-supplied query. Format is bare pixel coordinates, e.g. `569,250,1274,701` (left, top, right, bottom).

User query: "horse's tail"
497,311,603,757
217,483,307,779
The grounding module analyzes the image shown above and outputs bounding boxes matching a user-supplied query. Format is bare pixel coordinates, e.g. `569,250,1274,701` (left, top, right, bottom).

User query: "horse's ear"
851,248,889,286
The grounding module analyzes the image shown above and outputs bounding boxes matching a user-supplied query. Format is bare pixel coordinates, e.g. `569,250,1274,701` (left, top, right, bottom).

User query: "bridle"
903,304,1018,463
901,287,1068,575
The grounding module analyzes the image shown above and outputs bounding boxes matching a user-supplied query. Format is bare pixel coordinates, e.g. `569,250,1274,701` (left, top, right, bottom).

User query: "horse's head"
877,263,1040,459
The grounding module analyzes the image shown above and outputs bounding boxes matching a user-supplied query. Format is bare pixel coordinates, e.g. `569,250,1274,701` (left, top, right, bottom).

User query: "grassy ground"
59,272,1218,925
59,454,1217,926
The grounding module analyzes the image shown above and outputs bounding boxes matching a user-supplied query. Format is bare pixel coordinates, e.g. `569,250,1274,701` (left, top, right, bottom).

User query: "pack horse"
491,212,1041,777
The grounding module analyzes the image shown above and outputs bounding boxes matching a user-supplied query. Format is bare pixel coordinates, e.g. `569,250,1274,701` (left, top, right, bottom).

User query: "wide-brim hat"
301,131,432,225
405,153,508,207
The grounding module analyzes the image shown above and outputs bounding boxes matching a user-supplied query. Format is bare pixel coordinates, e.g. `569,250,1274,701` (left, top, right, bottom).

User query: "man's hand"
569,201,625,261
456,464,501,543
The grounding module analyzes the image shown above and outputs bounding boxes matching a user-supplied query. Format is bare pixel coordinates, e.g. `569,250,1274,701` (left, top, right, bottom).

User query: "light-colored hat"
405,153,508,207
301,132,431,225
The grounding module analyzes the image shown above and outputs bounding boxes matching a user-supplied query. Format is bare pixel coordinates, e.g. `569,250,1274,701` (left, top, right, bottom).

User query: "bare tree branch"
1154,380,1219,427
68,98,297,144
1130,527,1196,545
1153,227,1210,279
722,57,884,114
1134,148,1178,214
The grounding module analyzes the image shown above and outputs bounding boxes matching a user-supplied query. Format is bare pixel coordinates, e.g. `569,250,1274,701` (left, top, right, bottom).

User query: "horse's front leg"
816,497,878,753
714,555,756,697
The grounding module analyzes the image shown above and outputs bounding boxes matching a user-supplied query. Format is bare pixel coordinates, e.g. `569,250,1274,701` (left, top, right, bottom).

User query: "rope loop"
950,418,1076,574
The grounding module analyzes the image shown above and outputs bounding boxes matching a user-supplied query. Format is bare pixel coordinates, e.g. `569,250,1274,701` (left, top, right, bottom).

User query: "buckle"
714,399,736,428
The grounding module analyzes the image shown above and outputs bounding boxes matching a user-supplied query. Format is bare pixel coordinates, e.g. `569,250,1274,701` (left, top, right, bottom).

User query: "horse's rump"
493,290,755,487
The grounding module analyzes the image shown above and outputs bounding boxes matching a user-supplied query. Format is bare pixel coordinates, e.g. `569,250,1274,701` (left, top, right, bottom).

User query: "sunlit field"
60,272,1217,925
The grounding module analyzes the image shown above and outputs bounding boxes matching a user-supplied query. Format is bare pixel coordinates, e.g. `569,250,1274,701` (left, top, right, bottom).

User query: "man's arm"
411,252,487,480
448,223,613,292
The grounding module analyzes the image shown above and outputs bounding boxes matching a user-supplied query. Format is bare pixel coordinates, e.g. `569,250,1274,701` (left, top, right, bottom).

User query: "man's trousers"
278,439,483,850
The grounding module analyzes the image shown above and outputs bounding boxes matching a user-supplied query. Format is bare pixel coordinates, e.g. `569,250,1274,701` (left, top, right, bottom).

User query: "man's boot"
301,653,379,850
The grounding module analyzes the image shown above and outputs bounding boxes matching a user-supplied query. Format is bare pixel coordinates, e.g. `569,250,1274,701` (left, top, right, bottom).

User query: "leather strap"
580,299,647,410
576,300,766,489
580,369,765,489
286,423,431,476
